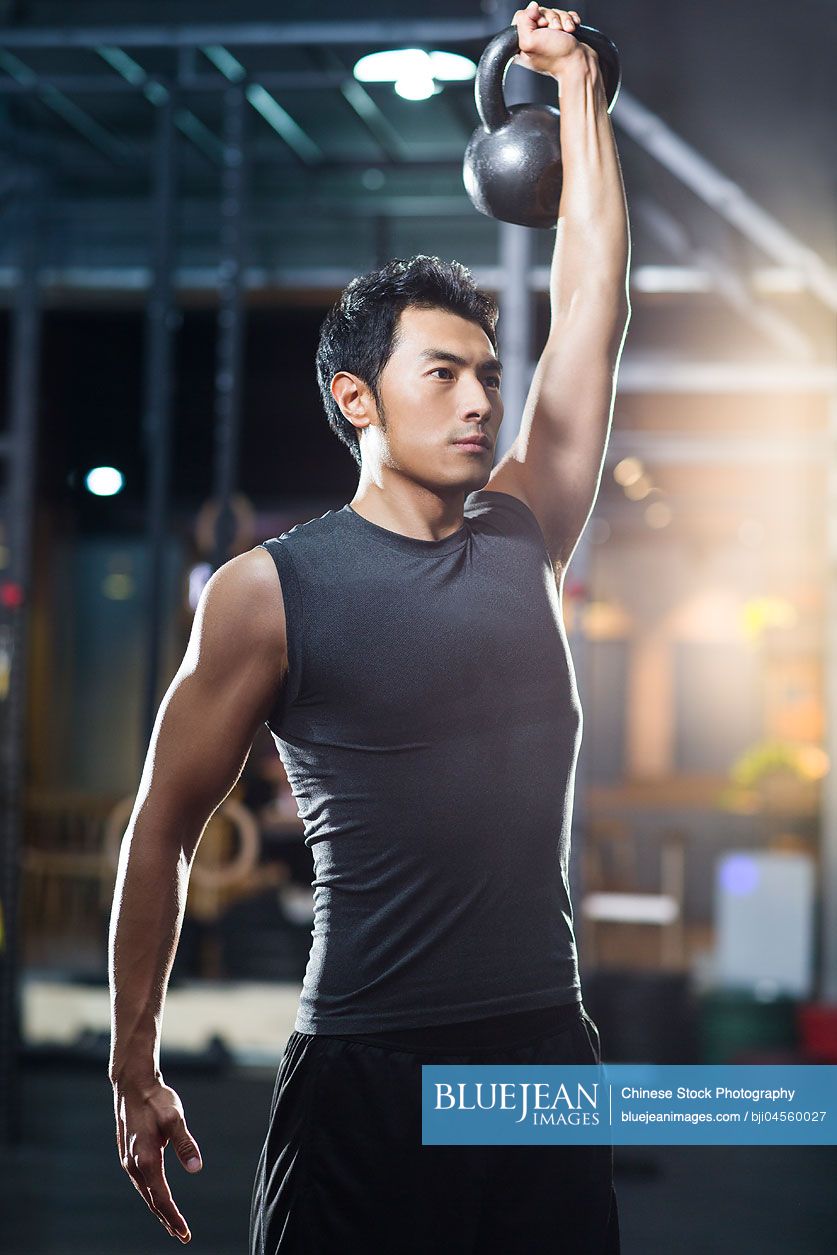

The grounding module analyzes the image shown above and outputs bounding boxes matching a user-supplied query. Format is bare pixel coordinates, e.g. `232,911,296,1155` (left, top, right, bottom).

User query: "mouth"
452,436,491,452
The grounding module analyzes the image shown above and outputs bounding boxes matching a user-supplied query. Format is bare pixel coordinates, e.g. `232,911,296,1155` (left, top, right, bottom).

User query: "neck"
350,474,467,543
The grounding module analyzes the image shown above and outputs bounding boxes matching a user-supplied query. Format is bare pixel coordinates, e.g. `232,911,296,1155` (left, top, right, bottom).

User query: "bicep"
130,549,288,847
488,298,629,568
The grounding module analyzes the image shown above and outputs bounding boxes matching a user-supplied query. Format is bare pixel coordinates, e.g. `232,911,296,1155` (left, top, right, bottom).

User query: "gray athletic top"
258,489,583,1034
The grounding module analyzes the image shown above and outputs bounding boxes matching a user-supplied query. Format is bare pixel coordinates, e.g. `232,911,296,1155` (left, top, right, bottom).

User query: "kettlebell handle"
475,22,621,134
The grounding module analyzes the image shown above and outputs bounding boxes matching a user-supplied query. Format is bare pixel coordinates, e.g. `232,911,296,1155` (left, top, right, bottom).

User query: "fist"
511,4,586,77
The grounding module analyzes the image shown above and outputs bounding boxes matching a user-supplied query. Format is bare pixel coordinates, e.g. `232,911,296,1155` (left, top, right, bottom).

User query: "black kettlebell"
463,23,621,230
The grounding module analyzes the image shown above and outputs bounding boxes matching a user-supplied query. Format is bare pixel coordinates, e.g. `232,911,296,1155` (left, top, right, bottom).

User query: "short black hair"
315,254,500,468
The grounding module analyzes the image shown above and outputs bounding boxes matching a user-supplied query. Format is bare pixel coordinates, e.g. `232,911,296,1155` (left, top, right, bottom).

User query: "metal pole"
211,83,247,574
0,174,42,1146
493,9,535,462
495,221,533,461
141,91,178,753
0,18,497,51
822,391,837,1002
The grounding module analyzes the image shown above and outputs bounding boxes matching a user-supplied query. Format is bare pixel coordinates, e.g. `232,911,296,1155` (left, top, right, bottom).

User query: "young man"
109,5,630,1251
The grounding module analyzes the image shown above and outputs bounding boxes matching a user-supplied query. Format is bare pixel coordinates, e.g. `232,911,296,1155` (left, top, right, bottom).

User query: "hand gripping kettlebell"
462,23,621,230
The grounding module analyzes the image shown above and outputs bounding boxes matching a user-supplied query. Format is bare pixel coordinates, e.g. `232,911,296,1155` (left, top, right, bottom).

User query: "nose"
463,385,496,423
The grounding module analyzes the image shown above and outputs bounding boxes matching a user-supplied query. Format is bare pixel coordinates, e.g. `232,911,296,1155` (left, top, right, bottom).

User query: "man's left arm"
488,9,631,575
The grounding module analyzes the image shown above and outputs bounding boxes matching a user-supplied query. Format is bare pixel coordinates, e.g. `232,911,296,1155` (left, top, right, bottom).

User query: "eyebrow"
418,348,503,374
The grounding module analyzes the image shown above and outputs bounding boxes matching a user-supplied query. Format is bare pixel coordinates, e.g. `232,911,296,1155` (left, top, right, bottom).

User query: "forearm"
549,46,630,323
107,822,193,1087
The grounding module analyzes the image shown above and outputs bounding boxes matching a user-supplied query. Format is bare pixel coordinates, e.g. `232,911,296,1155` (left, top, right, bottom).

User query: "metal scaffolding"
0,172,43,1144
0,12,834,1148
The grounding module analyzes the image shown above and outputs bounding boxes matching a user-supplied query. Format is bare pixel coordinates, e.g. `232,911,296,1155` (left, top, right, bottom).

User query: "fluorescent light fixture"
353,48,475,101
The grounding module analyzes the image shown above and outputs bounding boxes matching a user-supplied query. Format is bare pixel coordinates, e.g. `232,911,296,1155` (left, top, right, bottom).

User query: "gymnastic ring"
103,795,260,890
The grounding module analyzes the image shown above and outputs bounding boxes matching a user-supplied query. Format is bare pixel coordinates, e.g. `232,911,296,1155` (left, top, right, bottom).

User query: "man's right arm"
107,544,286,1242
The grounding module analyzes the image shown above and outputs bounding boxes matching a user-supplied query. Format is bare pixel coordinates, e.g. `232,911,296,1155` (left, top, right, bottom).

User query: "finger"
512,4,540,30
167,1113,203,1175
126,1139,185,1240
147,1179,191,1244
140,1155,191,1241
137,1166,191,1244
114,1093,126,1161
125,1158,178,1239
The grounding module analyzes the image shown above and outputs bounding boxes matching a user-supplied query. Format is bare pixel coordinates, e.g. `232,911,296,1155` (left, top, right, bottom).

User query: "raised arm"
487,5,631,573
108,545,286,1244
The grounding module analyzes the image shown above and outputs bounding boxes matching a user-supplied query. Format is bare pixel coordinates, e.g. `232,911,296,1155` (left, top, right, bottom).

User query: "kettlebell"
463,23,621,230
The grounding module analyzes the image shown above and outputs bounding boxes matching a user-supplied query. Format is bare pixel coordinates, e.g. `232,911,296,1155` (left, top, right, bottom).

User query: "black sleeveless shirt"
258,489,583,1035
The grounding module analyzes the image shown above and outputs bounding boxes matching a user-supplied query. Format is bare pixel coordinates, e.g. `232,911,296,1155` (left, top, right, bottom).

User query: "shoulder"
466,486,564,581
466,487,551,545
188,546,287,673
203,545,285,613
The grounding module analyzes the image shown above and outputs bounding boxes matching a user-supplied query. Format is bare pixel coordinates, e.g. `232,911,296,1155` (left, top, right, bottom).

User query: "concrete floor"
0,1057,835,1254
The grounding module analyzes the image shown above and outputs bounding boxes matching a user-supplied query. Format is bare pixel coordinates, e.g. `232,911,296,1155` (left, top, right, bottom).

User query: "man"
108,5,630,1251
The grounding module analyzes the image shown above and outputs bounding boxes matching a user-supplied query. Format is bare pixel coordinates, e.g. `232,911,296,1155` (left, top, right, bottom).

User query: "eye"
430,367,501,389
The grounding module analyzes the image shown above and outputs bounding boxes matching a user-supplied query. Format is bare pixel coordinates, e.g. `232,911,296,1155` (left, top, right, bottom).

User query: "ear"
331,371,375,434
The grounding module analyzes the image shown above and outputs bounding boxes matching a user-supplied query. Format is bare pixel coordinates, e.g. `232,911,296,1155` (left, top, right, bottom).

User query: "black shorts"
249,1000,620,1255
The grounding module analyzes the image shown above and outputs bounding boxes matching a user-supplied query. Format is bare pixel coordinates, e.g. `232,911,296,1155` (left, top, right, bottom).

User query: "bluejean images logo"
433,1078,601,1126
422,1064,837,1146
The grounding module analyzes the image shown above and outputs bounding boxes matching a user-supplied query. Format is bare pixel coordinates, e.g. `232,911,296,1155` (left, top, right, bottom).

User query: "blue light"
720,855,760,896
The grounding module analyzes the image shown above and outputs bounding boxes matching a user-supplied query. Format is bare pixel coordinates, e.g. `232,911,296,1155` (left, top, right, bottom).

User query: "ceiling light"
85,466,124,497
353,48,476,100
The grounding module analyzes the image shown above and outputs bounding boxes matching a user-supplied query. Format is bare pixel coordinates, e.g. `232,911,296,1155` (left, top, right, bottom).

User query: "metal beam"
614,89,837,312
0,174,42,1146
0,262,829,309
0,73,142,94
612,359,837,395
0,69,463,95
824,393,837,1000
0,68,424,95
314,46,411,164
631,266,815,297
95,48,223,165
496,223,533,460
201,46,322,165
1,18,832,324
211,83,248,575
637,198,816,362
493,46,536,462
141,93,178,752
0,19,496,50
0,49,132,163
605,428,829,465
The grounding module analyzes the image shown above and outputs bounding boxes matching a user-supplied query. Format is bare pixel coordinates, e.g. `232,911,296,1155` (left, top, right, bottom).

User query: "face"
333,306,504,494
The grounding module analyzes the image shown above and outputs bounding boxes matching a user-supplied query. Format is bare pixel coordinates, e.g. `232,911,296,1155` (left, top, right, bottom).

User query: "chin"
449,465,489,487
414,457,491,495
